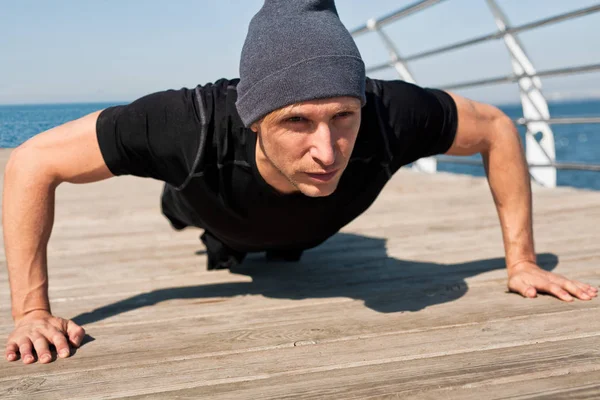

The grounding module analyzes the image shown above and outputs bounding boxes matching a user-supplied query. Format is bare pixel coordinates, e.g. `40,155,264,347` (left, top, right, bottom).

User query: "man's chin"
296,180,338,198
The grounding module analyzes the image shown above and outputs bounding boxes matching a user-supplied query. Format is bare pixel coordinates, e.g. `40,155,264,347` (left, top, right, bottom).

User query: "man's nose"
309,123,336,166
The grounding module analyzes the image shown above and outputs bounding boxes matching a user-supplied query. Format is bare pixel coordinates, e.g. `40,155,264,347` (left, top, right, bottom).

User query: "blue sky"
1,0,599,105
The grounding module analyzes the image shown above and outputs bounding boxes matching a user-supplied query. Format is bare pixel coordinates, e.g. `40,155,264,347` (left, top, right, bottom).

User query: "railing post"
486,0,557,187
366,19,438,174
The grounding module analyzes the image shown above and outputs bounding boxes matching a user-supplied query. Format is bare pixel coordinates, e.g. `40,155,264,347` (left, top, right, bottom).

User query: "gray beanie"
235,0,367,127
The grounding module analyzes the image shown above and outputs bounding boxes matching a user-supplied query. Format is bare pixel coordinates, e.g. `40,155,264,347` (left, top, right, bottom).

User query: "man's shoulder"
196,77,241,93
362,77,451,122
192,78,252,168
194,77,246,131
364,77,436,101
194,77,241,107
361,77,415,124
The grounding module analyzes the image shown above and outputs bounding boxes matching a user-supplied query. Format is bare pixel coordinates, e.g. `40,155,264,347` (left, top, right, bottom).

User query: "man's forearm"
482,117,536,270
3,149,56,321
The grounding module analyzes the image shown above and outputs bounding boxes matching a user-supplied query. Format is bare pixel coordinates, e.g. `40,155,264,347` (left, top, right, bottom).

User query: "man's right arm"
3,110,114,364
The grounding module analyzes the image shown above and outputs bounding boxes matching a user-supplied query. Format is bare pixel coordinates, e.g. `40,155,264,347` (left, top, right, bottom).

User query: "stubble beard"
259,137,303,194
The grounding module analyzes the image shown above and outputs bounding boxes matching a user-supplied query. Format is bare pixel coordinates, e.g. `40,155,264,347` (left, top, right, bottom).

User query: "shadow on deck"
72,232,559,326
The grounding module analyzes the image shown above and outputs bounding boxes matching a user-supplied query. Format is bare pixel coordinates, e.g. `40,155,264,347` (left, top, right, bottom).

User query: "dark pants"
161,185,303,270
200,231,304,270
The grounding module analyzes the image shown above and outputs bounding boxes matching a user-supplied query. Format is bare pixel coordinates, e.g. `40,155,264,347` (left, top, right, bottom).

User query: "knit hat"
235,0,367,127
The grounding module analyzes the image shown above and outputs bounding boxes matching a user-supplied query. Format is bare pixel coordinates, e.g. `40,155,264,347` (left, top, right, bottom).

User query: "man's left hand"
507,261,598,302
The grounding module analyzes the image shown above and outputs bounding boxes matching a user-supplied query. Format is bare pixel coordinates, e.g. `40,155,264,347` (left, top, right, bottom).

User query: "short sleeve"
375,79,458,170
96,87,204,187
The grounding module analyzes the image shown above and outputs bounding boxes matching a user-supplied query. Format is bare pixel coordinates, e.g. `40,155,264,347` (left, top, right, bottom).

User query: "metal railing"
440,63,600,91
435,157,600,172
351,0,600,188
515,117,600,126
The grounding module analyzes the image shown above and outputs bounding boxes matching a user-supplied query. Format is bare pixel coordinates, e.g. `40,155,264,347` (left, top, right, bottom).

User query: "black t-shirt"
96,77,457,253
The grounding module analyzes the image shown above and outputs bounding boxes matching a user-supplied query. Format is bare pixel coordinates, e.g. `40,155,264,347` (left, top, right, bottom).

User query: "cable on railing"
438,63,600,91
435,157,600,172
515,117,600,125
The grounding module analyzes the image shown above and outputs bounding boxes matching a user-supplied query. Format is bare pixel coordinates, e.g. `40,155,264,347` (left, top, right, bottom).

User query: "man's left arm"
444,91,597,302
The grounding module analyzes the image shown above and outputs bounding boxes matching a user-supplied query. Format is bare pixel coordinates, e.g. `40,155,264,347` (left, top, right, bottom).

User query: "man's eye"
335,111,353,119
286,116,306,123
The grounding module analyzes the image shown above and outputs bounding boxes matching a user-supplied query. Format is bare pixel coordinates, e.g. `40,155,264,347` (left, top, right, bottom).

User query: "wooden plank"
1,222,597,301
1,322,598,399
2,231,595,299
1,254,597,334
0,241,597,331
0,258,593,322
3,178,598,286
122,341,598,400
0,284,598,381
411,369,600,400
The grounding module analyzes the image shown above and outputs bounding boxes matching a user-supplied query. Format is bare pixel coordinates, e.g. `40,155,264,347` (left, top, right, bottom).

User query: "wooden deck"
0,147,599,399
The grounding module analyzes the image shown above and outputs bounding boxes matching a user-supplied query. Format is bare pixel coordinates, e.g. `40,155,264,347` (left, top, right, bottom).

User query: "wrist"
507,258,537,273
13,307,52,324
503,236,536,273
14,309,53,325
11,286,51,321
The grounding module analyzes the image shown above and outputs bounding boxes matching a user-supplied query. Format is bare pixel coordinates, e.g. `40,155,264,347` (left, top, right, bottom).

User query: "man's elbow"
486,111,521,154
5,145,59,189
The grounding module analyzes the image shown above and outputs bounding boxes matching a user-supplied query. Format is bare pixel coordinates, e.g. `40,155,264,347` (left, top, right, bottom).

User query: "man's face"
252,96,362,197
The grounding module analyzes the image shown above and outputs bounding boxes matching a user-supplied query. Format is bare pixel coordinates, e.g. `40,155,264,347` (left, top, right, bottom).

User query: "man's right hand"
5,310,85,364
3,110,111,365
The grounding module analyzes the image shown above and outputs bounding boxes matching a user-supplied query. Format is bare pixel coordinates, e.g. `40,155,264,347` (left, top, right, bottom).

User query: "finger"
572,280,597,291
586,284,598,296
49,332,71,358
17,338,35,364
523,286,537,298
508,277,537,298
5,342,19,362
572,281,598,297
66,320,85,348
31,334,52,364
573,281,598,298
562,280,591,300
542,282,573,302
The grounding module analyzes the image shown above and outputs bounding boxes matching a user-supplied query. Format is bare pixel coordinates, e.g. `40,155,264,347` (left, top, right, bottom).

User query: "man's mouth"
305,169,339,182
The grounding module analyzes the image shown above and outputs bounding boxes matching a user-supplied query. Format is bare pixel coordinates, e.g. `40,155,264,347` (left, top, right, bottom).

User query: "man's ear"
250,120,261,133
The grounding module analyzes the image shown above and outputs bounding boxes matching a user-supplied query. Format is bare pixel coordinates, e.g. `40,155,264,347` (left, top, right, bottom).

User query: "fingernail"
7,354,15,361
60,350,70,357
25,355,33,362
41,354,51,362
